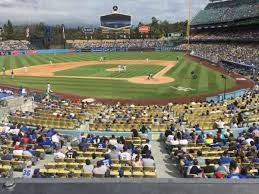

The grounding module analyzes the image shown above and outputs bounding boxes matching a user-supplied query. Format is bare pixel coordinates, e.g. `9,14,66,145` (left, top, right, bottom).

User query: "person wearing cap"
22,161,35,178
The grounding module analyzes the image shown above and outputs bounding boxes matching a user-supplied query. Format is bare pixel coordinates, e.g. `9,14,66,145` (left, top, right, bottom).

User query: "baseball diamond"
0,52,238,101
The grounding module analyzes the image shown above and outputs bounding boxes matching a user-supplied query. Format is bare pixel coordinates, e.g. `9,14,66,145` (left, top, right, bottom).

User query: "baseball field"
0,52,237,100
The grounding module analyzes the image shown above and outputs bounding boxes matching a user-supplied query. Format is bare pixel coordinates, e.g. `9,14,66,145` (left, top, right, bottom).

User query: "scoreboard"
100,6,131,30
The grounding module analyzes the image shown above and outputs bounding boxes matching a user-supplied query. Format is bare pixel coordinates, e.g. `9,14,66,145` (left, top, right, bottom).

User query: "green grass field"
55,64,164,78
0,52,236,100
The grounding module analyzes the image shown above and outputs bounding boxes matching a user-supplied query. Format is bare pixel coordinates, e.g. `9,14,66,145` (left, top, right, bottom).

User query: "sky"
0,0,208,26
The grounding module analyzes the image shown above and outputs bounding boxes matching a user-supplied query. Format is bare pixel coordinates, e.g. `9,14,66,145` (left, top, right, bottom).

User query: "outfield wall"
206,89,248,102
0,47,162,56
0,178,258,194
0,49,80,56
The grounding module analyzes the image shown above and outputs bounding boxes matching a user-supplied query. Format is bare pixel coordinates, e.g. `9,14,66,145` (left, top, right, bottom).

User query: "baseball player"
2,64,6,76
11,69,14,79
146,58,149,63
24,65,28,73
123,65,127,72
118,65,122,73
47,83,53,94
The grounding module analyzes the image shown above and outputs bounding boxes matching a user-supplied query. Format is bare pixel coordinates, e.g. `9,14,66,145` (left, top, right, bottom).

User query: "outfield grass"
0,52,236,100
0,52,184,70
55,64,164,78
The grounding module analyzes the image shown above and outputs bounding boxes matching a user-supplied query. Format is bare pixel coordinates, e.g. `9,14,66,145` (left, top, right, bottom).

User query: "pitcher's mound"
106,68,120,72
128,76,175,84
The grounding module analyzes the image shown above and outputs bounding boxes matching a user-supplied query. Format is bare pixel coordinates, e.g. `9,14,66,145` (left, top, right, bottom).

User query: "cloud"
0,0,208,26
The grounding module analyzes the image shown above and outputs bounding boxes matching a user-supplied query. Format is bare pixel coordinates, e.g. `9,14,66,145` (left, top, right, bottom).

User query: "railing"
0,178,258,194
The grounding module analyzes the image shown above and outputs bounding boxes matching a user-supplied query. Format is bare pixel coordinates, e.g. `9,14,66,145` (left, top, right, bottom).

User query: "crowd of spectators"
0,85,258,179
0,40,30,51
68,39,163,49
191,31,259,41
165,123,259,179
175,43,259,67
191,0,259,26
0,121,155,178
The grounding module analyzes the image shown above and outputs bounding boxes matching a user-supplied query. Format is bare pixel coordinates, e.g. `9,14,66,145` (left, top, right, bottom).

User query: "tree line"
0,18,187,40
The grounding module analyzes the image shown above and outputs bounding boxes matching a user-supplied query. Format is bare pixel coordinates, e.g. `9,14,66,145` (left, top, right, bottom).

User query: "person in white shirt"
179,139,188,145
22,161,35,178
246,136,254,145
215,119,225,129
7,127,20,136
120,147,131,161
108,135,117,145
23,150,33,157
93,161,107,175
52,133,60,144
170,136,180,146
21,87,27,96
13,149,23,156
54,149,65,159
47,83,53,94
83,159,94,174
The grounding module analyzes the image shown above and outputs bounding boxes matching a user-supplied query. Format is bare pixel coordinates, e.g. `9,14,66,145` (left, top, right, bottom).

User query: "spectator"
83,159,94,174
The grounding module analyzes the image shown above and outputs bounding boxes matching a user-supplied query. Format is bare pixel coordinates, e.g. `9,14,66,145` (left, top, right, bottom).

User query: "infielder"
2,65,6,76
118,65,122,73
123,65,127,72
24,65,28,73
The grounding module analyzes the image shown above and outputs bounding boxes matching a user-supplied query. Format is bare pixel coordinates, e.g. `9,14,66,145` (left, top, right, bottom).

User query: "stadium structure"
0,1,258,194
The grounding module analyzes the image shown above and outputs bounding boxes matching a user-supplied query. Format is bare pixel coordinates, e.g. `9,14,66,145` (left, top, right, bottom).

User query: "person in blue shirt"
38,135,52,147
86,135,94,144
226,173,240,179
194,124,201,132
184,155,193,167
46,129,55,138
169,124,175,132
255,138,259,150
254,152,259,163
97,141,107,149
102,154,112,167
30,130,38,143
21,125,30,133
196,135,204,144
219,151,232,164
1,149,13,160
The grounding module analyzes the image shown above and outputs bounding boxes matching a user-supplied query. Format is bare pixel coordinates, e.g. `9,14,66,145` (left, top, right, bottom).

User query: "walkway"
151,141,181,178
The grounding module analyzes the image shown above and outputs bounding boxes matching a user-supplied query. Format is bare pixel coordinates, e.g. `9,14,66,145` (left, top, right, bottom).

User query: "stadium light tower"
187,0,192,46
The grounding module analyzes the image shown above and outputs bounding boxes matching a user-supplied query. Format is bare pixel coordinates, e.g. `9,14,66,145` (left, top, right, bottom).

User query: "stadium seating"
191,0,259,26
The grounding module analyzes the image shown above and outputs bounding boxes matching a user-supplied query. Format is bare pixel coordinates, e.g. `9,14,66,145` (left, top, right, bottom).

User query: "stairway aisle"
151,141,181,178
